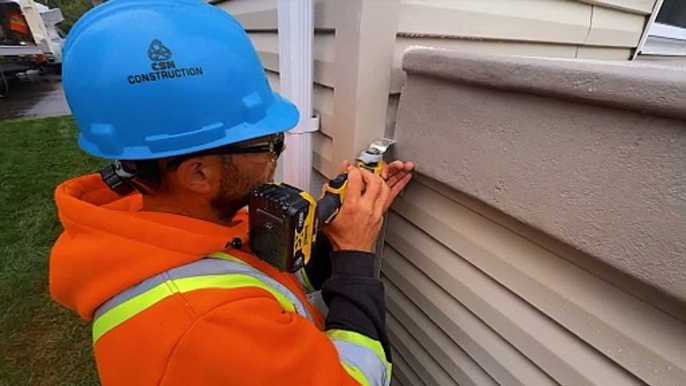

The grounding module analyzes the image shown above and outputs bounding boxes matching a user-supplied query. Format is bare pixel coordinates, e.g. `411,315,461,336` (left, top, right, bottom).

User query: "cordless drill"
249,140,394,272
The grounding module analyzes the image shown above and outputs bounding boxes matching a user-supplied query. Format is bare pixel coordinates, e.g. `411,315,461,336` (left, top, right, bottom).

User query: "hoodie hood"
50,174,249,320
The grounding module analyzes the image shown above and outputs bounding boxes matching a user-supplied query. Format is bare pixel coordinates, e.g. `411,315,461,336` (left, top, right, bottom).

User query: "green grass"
0,116,106,385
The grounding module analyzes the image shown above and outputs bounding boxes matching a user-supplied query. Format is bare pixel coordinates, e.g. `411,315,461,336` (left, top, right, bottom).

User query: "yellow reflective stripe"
172,274,295,313
207,251,248,266
326,329,387,363
92,282,175,343
300,269,315,293
93,274,296,343
342,363,372,386
327,329,392,381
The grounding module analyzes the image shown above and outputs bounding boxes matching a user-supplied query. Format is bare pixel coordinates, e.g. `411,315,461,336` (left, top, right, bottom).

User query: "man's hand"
380,160,414,211
324,159,415,212
323,167,390,252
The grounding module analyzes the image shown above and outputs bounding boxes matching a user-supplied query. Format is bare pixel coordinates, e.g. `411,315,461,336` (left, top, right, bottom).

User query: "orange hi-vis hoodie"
50,174,392,386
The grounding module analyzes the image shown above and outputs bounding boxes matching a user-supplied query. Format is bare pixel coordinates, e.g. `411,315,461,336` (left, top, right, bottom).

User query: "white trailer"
0,0,64,82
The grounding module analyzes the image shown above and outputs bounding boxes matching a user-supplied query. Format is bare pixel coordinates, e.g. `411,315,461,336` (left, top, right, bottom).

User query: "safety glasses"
167,132,285,170
218,132,285,157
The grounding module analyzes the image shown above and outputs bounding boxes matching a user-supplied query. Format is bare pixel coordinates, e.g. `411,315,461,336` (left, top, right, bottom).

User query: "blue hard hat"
63,0,298,160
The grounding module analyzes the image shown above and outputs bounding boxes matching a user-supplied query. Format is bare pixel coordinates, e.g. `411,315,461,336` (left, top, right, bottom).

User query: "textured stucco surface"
395,49,686,301
402,48,686,120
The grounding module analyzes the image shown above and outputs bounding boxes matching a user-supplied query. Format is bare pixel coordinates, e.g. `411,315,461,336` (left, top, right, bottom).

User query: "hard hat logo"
148,40,177,71
126,39,204,85
148,40,173,62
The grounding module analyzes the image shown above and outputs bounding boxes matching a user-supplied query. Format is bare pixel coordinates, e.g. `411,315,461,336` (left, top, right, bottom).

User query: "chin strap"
99,161,159,196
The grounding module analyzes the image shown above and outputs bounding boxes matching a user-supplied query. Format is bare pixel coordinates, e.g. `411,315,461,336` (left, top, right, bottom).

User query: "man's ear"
173,156,219,195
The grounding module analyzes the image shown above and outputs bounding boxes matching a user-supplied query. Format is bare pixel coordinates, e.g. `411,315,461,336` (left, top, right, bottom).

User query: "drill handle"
317,158,387,227
317,173,348,227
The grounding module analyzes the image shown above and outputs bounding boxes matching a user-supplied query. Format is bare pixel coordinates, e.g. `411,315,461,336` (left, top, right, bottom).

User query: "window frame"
636,0,686,58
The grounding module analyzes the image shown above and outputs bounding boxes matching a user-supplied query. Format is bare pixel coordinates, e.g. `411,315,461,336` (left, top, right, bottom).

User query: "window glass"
656,0,686,29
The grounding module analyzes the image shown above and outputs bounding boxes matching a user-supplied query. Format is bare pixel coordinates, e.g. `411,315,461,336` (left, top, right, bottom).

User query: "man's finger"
338,159,350,174
384,172,413,211
375,181,391,218
382,160,402,181
344,166,363,207
359,168,382,203
385,170,405,189
385,160,404,176
390,172,413,198
385,161,415,187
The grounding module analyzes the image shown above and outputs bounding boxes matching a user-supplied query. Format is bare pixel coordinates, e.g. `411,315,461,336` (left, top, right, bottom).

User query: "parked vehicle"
0,0,63,93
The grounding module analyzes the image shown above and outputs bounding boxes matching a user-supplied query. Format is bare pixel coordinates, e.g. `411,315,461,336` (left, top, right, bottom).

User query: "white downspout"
277,0,318,192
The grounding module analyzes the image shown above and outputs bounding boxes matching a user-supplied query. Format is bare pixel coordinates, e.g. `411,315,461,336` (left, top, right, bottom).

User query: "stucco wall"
396,48,686,301
385,48,686,386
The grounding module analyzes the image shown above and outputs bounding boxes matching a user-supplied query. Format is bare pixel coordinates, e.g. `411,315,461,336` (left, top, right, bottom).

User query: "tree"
36,0,93,34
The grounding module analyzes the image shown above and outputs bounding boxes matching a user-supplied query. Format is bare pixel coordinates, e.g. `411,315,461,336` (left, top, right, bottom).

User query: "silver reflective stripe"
94,273,166,319
94,257,313,322
332,340,390,386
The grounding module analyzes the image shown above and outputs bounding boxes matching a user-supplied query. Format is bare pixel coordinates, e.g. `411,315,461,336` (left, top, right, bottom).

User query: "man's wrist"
330,250,376,278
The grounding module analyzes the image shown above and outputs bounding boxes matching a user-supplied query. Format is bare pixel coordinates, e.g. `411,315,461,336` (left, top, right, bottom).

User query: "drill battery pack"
249,183,318,273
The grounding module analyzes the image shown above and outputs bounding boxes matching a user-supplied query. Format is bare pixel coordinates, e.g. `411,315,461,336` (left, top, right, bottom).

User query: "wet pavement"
0,79,70,121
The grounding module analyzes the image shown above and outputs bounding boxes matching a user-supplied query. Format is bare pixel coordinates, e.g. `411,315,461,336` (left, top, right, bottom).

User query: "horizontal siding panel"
312,131,334,177
387,313,459,386
391,347,428,386
416,176,686,324
217,0,277,30
586,6,646,47
313,84,334,138
578,0,656,14
250,32,280,71
266,70,280,92
314,0,336,31
216,0,335,31
384,276,500,386
398,0,591,45
414,175,686,380
382,243,558,386
387,177,686,385
249,33,335,88
385,212,641,386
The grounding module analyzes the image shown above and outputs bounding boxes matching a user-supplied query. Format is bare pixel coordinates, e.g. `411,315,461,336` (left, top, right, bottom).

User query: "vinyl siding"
390,0,655,92
384,176,686,386
216,0,337,178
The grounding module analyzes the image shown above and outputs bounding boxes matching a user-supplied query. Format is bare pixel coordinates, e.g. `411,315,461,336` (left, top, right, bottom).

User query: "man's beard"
209,156,267,222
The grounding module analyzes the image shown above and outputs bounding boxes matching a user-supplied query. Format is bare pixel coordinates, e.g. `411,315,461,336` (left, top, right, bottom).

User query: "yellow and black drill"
249,140,394,272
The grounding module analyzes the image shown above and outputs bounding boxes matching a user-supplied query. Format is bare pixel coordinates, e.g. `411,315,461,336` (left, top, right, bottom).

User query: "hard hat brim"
78,92,300,161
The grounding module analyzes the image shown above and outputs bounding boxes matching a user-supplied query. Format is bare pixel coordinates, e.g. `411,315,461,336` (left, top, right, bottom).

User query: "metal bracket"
287,114,320,134
368,138,396,155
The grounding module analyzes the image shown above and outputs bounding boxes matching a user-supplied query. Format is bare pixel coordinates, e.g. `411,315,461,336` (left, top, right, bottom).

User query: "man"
49,0,414,385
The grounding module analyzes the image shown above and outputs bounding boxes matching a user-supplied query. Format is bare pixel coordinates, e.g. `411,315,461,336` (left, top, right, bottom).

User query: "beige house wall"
389,49,685,386
212,1,686,385
215,0,658,185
